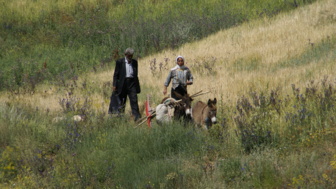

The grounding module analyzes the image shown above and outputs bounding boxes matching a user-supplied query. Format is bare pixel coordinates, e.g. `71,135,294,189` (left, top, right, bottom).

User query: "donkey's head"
206,98,217,125
173,92,193,117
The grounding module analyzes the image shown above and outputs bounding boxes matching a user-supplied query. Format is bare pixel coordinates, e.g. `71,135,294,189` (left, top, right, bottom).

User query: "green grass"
0,104,210,188
1,76,336,187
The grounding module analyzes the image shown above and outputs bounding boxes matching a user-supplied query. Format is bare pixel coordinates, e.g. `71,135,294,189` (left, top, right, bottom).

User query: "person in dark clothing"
108,48,141,121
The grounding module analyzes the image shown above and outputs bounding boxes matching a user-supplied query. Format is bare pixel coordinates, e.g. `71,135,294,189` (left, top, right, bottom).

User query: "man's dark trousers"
118,78,141,121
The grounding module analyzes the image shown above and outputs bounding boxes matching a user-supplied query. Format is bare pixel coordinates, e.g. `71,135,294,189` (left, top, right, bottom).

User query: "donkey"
157,92,193,124
170,92,193,121
192,98,217,130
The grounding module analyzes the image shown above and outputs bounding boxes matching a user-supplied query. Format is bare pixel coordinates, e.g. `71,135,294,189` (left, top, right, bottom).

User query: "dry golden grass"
1,0,335,114
135,0,336,104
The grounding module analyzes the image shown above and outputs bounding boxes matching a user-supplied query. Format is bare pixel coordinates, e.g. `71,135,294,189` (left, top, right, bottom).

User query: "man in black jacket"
108,48,141,121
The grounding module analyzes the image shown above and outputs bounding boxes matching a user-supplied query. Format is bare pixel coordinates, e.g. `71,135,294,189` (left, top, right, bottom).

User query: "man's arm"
133,59,138,77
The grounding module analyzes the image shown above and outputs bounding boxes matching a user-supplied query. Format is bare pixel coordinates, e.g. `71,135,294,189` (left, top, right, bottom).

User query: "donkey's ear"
214,98,217,104
208,99,211,105
185,93,193,101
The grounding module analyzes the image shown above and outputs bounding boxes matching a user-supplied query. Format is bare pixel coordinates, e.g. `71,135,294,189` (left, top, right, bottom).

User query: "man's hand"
113,86,116,91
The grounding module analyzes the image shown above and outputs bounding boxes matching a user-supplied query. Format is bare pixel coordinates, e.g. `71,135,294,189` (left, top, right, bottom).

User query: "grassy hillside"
1,0,336,188
0,0,314,91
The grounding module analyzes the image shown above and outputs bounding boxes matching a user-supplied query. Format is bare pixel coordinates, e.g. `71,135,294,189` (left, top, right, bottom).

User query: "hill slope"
1,0,334,114
136,0,336,104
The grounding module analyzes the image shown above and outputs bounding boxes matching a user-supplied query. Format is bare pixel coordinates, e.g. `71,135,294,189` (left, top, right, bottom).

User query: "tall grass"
0,101,209,188
1,77,335,188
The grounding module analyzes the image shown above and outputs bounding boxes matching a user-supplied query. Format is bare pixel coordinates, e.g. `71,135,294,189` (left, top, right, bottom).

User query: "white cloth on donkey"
155,98,176,125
